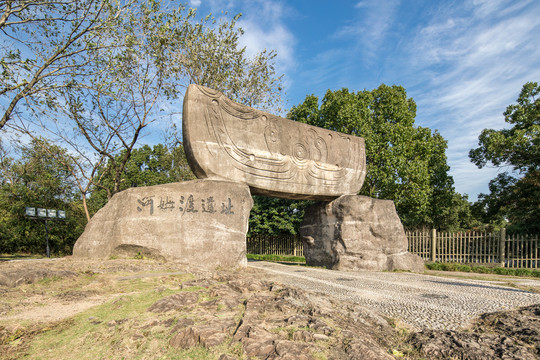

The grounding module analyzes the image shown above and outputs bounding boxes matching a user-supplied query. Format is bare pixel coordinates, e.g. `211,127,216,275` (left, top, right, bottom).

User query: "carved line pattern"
195,85,365,188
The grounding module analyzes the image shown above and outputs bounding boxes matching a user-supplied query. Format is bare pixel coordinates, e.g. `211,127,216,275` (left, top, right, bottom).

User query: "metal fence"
247,230,540,269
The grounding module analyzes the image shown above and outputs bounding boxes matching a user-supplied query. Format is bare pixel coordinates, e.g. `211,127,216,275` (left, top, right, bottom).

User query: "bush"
427,262,540,278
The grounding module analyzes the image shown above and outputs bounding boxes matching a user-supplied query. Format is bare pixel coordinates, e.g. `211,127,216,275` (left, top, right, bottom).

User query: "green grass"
247,253,305,263
0,253,47,261
426,262,540,278
19,280,204,359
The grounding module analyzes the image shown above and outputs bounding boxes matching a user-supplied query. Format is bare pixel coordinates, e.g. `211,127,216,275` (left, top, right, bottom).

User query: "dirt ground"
0,257,539,359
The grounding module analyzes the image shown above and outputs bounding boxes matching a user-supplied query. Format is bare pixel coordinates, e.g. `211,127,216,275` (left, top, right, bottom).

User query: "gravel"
249,261,540,331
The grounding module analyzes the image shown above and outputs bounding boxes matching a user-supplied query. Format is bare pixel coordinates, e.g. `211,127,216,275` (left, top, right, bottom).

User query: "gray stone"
183,84,367,200
299,195,424,272
72,179,253,269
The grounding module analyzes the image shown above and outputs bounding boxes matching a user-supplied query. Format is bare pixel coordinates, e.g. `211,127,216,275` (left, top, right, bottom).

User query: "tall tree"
4,1,284,221
288,85,460,229
87,143,195,215
248,197,311,236
1,0,130,130
470,81,539,173
0,139,86,254
470,81,539,232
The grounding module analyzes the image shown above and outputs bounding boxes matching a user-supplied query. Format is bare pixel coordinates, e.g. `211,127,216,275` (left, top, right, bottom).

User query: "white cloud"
336,0,401,62
203,0,296,93
409,0,540,199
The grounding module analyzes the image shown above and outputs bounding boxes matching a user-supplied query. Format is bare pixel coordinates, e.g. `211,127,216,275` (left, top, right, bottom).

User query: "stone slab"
73,179,253,269
299,195,424,272
182,84,367,200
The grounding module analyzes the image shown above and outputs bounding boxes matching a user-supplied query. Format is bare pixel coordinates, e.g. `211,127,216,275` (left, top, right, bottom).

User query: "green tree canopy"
0,0,129,130
88,143,195,215
2,1,284,221
248,197,312,236
0,139,86,254
470,81,539,232
288,85,462,230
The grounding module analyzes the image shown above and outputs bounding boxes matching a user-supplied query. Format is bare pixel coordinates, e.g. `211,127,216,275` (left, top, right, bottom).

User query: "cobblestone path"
249,261,540,330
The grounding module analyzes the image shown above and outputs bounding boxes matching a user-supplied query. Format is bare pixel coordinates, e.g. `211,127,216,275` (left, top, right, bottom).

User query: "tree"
1,0,130,130
0,139,86,254
288,85,461,230
248,197,311,236
470,82,539,173
4,1,284,221
469,81,539,232
87,143,195,215
172,12,283,111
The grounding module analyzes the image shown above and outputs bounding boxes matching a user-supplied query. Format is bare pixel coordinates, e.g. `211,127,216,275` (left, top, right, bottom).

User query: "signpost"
25,207,66,258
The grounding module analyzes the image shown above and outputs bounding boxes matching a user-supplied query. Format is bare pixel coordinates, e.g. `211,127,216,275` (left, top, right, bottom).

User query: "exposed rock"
73,179,253,269
183,84,367,200
0,258,537,360
169,320,234,349
409,304,540,360
274,340,311,359
346,338,394,360
241,326,277,357
0,268,76,288
147,292,199,313
300,195,424,272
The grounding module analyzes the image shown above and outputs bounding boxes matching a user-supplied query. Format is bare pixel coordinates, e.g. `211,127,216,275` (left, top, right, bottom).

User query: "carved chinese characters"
183,84,367,200
136,195,235,216
73,180,253,268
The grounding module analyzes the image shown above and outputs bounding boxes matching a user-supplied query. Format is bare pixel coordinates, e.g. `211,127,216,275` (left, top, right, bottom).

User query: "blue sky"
190,0,540,201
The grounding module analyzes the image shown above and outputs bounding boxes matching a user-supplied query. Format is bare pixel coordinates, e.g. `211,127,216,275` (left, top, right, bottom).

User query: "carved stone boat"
182,84,366,200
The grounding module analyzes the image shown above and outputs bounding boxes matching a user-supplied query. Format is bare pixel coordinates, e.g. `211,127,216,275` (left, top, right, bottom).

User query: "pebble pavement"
249,261,540,331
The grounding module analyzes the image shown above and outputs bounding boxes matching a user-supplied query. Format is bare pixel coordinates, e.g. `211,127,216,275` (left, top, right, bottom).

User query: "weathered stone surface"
147,292,199,313
0,268,76,288
410,304,540,360
72,179,253,268
299,195,424,272
183,84,367,200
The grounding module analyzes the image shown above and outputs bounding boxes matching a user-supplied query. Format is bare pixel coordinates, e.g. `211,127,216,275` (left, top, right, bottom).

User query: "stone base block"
299,195,424,272
73,179,253,269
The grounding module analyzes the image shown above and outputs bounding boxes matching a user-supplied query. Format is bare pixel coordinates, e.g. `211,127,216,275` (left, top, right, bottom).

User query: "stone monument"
73,84,423,272
73,180,253,268
300,195,424,272
182,84,366,200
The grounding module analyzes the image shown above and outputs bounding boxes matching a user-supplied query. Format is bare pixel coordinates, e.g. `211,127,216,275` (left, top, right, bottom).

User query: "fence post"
499,228,506,267
431,228,437,262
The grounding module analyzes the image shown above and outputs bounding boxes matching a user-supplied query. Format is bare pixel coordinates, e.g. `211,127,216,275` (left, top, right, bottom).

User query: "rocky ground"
0,257,539,359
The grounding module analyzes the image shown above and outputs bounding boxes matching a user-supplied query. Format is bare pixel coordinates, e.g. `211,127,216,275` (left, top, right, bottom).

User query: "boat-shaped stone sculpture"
183,84,367,200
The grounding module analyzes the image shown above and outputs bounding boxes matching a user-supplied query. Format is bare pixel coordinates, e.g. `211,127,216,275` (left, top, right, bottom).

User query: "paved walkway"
248,261,540,330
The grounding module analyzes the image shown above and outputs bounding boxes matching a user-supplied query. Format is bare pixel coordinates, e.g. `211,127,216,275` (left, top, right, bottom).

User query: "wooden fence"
407,229,539,269
247,230,540,269
246,234,304,257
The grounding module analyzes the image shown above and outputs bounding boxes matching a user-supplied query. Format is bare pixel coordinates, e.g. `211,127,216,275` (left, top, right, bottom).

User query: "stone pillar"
300,195,424,272
73,179,253,269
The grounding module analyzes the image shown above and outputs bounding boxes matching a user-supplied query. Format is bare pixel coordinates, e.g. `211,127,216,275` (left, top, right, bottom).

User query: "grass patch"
426,262,540,278
21,287,185,359
0,253,46,261
247,253,305,263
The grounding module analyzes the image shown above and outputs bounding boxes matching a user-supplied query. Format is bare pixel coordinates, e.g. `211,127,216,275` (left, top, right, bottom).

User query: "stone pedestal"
299,195,424,272
73,179,253,269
